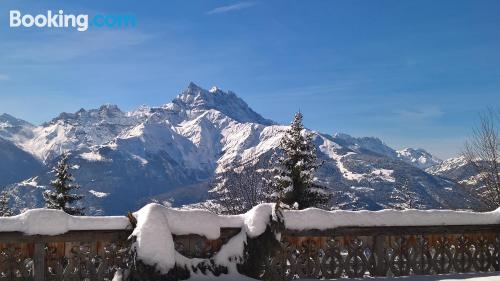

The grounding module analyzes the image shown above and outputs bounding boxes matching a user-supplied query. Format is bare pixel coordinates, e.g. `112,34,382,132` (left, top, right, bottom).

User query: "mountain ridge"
0,83,485,214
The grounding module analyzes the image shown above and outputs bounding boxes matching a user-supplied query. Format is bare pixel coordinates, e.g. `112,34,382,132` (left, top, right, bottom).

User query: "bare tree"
463,108,500,209
207,165,274,215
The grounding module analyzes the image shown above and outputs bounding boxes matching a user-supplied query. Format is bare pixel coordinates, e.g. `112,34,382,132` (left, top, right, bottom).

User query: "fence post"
34,240,46,281
373,235,386,276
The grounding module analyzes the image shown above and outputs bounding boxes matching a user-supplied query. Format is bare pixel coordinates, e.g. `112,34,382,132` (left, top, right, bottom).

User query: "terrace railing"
0,220,500,280
0,230,130,281
260,224,500,280
174,224,500,280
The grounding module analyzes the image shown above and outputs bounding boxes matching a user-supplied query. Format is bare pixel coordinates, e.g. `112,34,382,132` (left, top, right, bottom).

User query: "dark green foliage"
43,152,84,215
238,216,284,280
274,112,330,209
0,191,13,216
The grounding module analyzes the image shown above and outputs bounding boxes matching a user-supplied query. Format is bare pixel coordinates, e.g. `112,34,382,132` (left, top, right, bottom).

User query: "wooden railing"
1,224,500,280
0,230,130,281
261,224,500,280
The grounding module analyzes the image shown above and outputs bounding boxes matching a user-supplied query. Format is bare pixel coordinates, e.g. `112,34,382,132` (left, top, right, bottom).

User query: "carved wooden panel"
263,228,500,280
0,230,131,281
0,243,33,280
45,240,129,281
173,228,241,259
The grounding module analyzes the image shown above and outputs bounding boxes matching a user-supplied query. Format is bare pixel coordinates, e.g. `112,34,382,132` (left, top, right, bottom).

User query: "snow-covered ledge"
1,205,500,280
0,208,130,235
283,208,500,230
129,203,500,278
1,206,499,237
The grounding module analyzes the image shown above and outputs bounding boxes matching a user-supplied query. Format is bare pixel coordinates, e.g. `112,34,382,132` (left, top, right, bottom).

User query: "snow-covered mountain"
396,148,442,170
0,83,487,214
0,113,34,143
426,156,482,187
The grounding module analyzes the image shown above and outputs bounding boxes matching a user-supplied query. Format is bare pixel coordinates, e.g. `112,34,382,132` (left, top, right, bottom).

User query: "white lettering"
9,10,21,27
21,14,35,27
76,15,88,32
34,15,47,27
46,10,59,27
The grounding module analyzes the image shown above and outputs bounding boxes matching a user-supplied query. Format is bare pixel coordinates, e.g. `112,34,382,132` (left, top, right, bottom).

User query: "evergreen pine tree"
274,112,330,209
0,191,13,217
43,152,85,215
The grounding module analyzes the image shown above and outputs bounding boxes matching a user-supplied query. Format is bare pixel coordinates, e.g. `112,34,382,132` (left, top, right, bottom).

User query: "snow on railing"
1,204,500,280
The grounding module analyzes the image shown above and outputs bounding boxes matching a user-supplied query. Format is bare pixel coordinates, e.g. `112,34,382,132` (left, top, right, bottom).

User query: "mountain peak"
397,147,441,169
0,113,33,127
209,86,219,93
332,133,397,158
50,104,124,124
172,83,273,125
187,81,203,91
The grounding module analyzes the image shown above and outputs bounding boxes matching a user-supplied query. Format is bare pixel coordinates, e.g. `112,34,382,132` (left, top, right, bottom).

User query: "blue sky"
0,0,499,159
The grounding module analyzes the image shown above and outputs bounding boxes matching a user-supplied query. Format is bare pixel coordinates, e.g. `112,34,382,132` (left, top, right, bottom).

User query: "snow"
2,203,500,279
241,203,274,237
321,146,395,183
89,190,110,198
81,151,105,161
131,203,274,274
284,207,500,231
427,156,468,174
350,186,375,192
132,204,176,273
19,176,40,187
323,150,365,181
130,154,148,165
0,82,488,214
209,86,219,93
397,148,442,170
213,230,246,266
131,203,500,275
0,208,130,235
371,169,395,182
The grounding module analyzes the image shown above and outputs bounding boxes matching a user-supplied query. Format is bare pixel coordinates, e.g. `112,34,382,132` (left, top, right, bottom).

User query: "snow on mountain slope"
426,156,482,188
172,82,274,125
332,133,397,159
20,105,140,162
0,83,487,214
0,138,44,187
0,113,34,143
427,156,468,175
397,148,442,170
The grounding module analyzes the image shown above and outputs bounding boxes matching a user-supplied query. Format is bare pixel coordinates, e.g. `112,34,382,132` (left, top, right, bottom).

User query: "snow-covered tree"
43,153,84,215
208,163,274,215
390,179,420,209
273,112,330,209
0,191,13,216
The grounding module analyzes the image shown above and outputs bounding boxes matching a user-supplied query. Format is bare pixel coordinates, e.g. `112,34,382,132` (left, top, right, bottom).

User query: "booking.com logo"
9,10,136,32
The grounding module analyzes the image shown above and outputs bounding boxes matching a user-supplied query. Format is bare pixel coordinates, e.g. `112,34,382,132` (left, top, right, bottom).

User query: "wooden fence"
0,230,130,281
261,225,500,280
1,224,500,280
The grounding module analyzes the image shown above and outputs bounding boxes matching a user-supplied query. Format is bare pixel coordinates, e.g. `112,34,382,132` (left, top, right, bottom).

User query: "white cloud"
206,2,256,15
0,74,10,81
395,106,443,120
1,29,152,63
